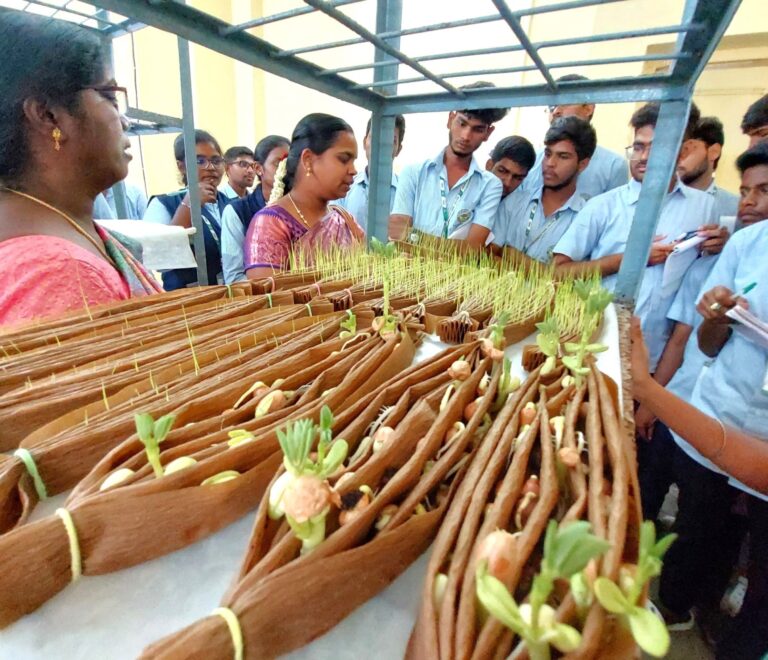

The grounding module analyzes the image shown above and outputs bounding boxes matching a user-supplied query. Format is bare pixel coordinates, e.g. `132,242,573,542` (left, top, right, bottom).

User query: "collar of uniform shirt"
528,183,587,215
429,147,482,183
357,168,398,189
626,176,690,206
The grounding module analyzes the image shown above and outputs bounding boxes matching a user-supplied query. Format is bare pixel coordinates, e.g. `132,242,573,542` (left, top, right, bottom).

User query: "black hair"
284,113,353,192
555,74,589,83
254,134,290,164
173,129,222,185
490,136,536,170
690,117,725,169
0,11,108,185
364,115,407,146
224,145,254,162
457,81,509,126
736,140,768,174
741,94,768,134
630,101,701,140
544,116,597,161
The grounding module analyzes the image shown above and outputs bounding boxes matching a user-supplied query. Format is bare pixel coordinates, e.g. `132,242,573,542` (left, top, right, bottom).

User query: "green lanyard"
522,199,563,256
440,176,471,238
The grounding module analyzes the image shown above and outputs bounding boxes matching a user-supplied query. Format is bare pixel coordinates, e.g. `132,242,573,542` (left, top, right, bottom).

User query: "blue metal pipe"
221,0,363,35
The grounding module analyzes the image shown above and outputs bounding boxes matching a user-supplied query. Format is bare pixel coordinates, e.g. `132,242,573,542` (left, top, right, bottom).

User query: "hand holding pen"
698,282,756,319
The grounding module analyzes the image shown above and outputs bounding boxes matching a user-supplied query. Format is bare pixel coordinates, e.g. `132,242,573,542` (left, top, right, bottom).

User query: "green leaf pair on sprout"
561,279,612,385
592,521,677,658
535,317,560,376
339,310,357,339
268,406,349,553
134,412,176,478
476,520,611,660
369,236,397,259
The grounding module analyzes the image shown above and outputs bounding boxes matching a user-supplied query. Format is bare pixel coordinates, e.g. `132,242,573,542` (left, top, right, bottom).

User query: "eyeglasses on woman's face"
195,155,226,169
83,84,129,116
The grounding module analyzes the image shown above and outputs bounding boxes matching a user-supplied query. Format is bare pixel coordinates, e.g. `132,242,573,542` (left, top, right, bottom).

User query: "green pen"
710,281,757,311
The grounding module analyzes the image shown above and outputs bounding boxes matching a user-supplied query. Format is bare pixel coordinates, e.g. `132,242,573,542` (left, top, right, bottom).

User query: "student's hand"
647,237,674,266
388,214,411,241
197,181,218,205
698,224,729,256
697,285,748,322
630,317,653,400
635,403,657,442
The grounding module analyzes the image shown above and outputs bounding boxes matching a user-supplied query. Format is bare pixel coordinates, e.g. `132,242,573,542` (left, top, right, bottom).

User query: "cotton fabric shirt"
553,177,716,370
334,169,398,231
221,204,247,284
706,181,739,223
524,144,628,202
0,235,130,327
143,195,223,227
94,184,148,220
671,221,768,501
492,184,586,262
392,149,503,238
219,182,244,200
665,255,718,401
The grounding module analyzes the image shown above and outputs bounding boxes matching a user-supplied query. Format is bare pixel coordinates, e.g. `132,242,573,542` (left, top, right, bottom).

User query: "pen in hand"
710,281,757,311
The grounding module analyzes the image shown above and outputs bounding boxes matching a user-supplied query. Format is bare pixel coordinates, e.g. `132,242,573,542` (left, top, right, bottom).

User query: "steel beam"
277,0,624,58
367,0,401,241
82,0,383,110
222,0,362,35
383,76,689,115
356,53,689,89
319,23,699,76
177,35,209,286
492,0,556,89
669,0,742,89
126,107,183,129
303,0,462,97
614,99,692,305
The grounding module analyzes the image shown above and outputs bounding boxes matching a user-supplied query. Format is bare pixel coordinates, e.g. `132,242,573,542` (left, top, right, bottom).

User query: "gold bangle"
711,417,728,461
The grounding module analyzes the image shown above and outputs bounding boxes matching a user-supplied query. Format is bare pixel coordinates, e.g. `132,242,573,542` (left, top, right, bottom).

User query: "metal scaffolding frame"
13,0,742,300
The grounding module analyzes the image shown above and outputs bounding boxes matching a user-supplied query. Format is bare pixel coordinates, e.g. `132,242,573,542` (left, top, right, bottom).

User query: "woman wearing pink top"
0,12,160,328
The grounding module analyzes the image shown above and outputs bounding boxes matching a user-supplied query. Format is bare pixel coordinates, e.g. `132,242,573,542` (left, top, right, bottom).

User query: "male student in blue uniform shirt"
552,102,726,372
634,145,768,647
389,82,508,250
653,144,768,656
742,93,768,147
636,115,741,441
334,114,405,230
677,116,740,221
524,74,628,201
491,116,595,262
485,135,536,199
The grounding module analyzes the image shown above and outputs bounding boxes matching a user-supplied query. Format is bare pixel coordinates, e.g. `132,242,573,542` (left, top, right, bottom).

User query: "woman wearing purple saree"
244,113,364,278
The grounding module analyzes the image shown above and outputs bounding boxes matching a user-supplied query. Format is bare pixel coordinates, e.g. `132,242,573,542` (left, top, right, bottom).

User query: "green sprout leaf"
653,533,678,559
593,577,631,614
339,310,357,334
545,622,582,654
134,413,154,442
133,412,175,479
153,414,175,444
321,439,348,476
551,523,611,578
475,562,525,634
627,606,671,658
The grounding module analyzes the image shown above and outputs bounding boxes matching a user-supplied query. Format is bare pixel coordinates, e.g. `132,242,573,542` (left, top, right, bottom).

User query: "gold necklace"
287,193,327,229
1,187,115,266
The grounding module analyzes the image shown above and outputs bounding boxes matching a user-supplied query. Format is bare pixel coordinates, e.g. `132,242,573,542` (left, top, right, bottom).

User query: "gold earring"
52,127,62,151
306,169,311,177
